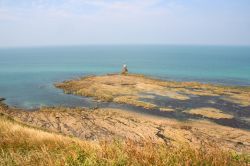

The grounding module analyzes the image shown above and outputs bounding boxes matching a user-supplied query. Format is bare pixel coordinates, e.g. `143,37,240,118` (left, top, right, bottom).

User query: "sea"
0,45,250,109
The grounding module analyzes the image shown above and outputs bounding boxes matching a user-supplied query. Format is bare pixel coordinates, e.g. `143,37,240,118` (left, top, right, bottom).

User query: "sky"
0,0,250,47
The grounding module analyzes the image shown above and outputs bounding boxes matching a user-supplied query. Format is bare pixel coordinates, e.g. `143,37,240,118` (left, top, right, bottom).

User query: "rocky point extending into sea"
0,73,250,153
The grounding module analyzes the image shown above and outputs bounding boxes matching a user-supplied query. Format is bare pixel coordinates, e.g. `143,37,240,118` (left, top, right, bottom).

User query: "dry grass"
0,115,89,165
0,115,249,166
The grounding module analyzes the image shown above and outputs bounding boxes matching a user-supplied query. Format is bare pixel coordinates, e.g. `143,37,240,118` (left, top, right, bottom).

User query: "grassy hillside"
0,114,249,166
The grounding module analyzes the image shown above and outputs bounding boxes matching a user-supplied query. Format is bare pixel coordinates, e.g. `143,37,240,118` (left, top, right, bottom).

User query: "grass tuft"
0,113,249,166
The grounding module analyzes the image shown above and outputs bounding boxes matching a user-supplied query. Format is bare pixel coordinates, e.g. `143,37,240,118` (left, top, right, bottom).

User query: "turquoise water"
0,45,250,108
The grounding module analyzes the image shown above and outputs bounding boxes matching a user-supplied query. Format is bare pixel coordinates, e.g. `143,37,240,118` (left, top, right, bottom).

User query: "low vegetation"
0,114,249,166
1,74,250,165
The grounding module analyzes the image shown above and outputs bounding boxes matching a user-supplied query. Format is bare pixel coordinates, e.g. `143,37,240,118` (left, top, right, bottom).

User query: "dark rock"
236,141,244,145
0,97,6,102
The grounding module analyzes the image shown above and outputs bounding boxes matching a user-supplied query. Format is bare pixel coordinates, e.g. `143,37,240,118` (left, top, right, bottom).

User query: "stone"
121,64,128,75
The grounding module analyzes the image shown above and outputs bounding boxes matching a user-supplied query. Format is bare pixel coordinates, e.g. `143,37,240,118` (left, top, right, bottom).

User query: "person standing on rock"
121,64,128,75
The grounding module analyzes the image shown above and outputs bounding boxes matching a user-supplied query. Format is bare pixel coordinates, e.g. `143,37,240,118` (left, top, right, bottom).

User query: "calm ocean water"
0,45,250,108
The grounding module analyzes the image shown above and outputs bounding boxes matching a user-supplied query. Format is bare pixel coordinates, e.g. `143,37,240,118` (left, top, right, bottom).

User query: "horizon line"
1,43,250,49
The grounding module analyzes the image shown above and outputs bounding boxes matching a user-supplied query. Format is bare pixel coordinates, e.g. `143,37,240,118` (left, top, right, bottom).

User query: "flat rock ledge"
0,102,250,153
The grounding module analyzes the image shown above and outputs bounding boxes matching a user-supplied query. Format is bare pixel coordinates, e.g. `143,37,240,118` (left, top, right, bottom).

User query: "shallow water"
0,45,250,108
139,93,250,129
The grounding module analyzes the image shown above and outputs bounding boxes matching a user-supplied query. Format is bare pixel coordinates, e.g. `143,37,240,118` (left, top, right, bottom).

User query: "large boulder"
0,97,6,102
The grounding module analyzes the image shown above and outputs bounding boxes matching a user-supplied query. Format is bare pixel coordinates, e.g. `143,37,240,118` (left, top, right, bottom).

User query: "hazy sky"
0,0,250,47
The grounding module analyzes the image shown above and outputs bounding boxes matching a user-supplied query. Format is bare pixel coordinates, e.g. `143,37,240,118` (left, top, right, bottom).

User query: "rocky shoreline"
56,74,250,129
1,101,250,153
1,74,250,153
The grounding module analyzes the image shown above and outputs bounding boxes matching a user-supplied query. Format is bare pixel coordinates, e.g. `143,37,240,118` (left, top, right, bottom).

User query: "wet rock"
0,97,6,102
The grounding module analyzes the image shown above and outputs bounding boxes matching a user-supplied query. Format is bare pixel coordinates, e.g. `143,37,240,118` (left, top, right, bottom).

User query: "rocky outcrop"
55,74,250,129
0,103,250,153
